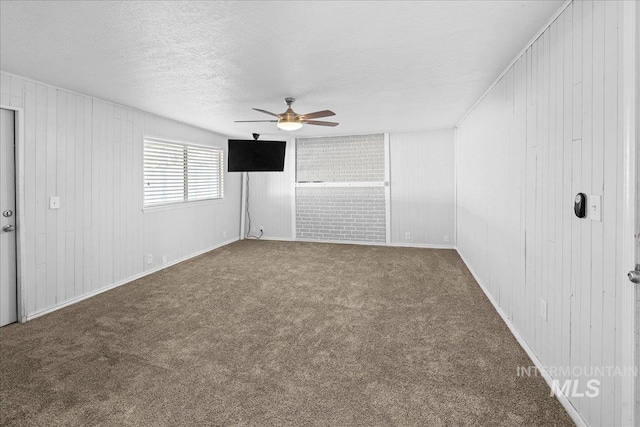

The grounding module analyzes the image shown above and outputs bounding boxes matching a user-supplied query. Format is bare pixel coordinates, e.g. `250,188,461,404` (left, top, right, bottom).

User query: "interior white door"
0,108,17,327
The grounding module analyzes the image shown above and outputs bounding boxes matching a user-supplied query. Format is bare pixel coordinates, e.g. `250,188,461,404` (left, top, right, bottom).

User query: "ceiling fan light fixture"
237,98,337,130
277,120,303,131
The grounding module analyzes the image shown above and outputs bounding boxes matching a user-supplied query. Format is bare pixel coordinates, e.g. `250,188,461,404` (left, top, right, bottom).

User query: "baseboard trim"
389,242,455,249
251,236,294,242
24,237,240,322
268,239,455,249
295,238,386,246
455,247,587,427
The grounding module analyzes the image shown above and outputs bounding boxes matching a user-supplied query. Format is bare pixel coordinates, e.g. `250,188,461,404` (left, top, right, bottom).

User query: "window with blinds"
143,138,224,208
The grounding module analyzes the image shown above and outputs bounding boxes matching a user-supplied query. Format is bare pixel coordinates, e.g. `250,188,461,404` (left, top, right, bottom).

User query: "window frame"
142,135,224,211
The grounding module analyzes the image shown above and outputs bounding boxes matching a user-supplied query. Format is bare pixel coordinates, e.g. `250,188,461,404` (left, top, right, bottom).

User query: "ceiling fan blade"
234,120,278,123
303,120,339,127
300,110,335,120
252,108,280,118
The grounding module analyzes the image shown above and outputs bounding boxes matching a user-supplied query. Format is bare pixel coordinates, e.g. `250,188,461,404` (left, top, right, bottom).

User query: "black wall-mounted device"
228,139,286,172
574,193,586,218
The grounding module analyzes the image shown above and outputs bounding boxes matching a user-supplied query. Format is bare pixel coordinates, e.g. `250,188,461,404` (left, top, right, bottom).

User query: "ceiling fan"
235,97,339,131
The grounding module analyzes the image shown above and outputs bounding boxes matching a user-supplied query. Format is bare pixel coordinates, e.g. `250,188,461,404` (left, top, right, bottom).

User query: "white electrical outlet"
49,196,60,210
162,255,167,264
223,231,227,238
260,226,264,232
540,298,547,321
405,232,411,240
147,254,153,264
444,235,450,242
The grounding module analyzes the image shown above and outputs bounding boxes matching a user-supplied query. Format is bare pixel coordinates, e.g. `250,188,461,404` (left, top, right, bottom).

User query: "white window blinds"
144,138,223,208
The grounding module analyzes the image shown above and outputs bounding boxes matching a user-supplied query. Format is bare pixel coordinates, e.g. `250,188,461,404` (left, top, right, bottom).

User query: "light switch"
589,195,602,222
49,196,60,210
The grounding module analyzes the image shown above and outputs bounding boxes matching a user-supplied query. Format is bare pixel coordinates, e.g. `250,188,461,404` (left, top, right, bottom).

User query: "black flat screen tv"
228,139,286,172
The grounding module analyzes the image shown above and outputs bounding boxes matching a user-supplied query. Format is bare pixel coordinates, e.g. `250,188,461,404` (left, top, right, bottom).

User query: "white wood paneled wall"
456,1,631,425
243,138,295,240
389,129,455,247
635,0,640,417
0,71,241,319
634,0,640,422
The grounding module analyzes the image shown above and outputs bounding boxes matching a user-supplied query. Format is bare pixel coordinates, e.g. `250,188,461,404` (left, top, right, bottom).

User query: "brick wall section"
296,187,386,242
296,134,385,182
295,133,387,242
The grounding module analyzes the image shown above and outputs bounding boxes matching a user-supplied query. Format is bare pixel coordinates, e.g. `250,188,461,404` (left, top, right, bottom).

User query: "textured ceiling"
0,1,563,138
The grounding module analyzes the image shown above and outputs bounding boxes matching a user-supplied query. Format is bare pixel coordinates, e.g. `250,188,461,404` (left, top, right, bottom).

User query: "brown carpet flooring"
0,240,573,426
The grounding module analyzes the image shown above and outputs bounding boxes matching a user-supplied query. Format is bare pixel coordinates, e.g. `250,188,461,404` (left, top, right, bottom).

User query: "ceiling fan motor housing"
281,109,300,123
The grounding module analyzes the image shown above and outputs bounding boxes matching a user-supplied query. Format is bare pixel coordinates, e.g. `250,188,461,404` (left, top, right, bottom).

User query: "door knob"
2,224,15,232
